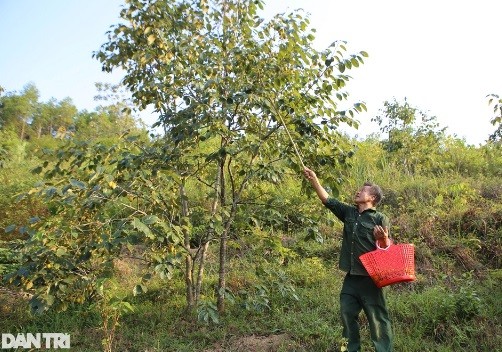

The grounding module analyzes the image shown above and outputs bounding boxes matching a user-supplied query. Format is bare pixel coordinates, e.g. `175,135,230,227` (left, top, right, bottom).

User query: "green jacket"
325,198,390,276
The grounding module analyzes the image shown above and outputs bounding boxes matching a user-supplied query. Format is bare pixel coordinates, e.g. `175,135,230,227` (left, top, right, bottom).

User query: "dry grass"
203,333,296,352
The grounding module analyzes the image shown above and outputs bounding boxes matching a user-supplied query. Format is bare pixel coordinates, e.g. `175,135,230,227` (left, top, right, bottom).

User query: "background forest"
1,1,501,351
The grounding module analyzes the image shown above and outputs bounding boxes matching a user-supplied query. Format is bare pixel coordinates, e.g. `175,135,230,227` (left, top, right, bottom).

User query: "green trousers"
340,274,393,352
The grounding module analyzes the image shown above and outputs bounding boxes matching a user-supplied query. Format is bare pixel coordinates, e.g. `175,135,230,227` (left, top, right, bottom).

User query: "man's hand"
303,167,316,181
373,225,391,248
303,167,329,204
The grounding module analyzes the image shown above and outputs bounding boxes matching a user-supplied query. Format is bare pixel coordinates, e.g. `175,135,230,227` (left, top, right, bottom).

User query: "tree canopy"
94,0,368,312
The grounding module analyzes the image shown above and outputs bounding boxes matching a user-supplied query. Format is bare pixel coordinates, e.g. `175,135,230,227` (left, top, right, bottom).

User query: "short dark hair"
364,182,383,205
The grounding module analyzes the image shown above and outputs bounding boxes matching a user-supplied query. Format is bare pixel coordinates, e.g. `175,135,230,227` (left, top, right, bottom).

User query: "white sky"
1,0,501,145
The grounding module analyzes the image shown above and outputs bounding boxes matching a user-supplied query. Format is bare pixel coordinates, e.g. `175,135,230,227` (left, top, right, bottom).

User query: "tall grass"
2,241,501,351
2,138,501,351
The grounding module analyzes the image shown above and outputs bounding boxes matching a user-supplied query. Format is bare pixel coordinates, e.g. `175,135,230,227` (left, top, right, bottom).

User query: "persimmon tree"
6,0,366,317
94,0,366,313
6,134,183,312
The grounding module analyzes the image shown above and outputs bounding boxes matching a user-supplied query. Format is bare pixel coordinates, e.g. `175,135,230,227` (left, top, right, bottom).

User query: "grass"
2,181,501,351
2,205,501,352
2,248,501,352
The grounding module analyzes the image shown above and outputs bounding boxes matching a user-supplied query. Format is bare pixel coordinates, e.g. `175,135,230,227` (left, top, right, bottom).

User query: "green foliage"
3,262,500,351
487,93,502,142
241,283,271,312
73,83,144,142
1,3,502,351
5,134,185,313
1,82,146,144
197,300,220,324
32,97,78,138
0,131,47,243
94,0,367,313
94,0,365,176
389,274,485,350
0,240,22,278
371,98,447,175
0,83,39,139
0,129,28,166
94,278,135,352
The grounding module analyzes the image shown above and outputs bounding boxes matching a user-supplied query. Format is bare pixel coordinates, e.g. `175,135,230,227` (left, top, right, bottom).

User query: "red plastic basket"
359,242,415,288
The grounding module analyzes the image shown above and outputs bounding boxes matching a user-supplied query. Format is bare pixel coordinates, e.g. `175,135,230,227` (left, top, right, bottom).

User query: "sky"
1,0,501,145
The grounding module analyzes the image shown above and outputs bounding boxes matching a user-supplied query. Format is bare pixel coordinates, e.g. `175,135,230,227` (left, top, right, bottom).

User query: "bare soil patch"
204,333,297,352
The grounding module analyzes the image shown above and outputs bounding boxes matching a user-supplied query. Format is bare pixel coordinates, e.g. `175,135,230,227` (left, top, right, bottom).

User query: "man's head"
354,182,384,206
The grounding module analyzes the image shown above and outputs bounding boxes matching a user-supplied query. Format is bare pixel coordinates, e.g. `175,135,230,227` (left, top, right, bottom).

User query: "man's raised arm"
303,167,329,204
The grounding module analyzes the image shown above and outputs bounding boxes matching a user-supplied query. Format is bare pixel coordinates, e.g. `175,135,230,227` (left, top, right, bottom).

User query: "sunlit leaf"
132,218,154,239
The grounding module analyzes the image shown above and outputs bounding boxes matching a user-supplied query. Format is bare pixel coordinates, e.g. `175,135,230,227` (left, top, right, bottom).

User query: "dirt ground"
203,333,297,352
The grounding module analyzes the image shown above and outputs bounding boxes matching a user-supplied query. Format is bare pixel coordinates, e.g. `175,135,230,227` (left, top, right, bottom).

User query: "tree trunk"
195,164,222,302
217,230,227,313
217,202,239,313
216,151,259,313
194,242,209,303
180,181,194,309
216,156,227,313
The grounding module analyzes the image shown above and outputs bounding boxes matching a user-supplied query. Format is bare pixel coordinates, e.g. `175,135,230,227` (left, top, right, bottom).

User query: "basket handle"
375,240,392,251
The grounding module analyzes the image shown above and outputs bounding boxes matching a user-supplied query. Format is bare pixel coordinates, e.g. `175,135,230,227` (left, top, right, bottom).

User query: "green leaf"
209,309,219,324
56,247,67,257
142,215,159,225
4,224,16,233
45,187,57,199
45,294,55,306
141,273,152,283
133,284,147,296
132,218,154,239
32,166,43,174
30,296,47,314
304,227,323,243
78,251,92,262
70,179,87,190
120,301,134,313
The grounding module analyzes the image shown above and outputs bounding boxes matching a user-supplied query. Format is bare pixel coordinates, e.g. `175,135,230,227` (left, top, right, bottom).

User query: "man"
303,167,393,352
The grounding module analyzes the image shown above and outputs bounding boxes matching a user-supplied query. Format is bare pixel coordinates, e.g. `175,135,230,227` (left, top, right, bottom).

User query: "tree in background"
0,82,142,143
32,97,78,139
0,83,39,140
487,94,502,143
93,82,142,132
73,83,143,141
372,98,446,175
94,0,366,313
